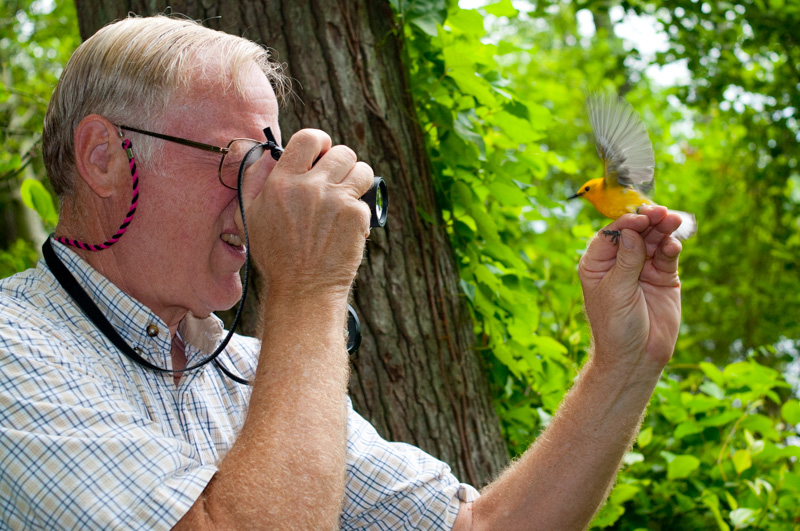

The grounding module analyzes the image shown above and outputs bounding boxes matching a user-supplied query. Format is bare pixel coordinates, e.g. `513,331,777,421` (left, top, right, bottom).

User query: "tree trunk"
75,0,507,487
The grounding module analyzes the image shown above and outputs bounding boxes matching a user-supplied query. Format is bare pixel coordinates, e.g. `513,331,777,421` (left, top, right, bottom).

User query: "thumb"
234,155,275,235
608,228,646,284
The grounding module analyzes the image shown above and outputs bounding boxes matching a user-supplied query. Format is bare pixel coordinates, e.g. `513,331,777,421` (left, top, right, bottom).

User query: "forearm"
471,355,662,531
177,293,351,530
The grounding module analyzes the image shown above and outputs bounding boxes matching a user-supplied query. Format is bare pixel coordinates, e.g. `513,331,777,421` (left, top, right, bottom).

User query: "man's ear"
73,115,124,199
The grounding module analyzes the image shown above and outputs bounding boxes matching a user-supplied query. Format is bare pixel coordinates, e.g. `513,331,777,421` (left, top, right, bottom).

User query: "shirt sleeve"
0,321,215,530
341,398,480,530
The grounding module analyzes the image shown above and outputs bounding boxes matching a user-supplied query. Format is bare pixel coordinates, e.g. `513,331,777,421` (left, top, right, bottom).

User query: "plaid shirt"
0,240,478,530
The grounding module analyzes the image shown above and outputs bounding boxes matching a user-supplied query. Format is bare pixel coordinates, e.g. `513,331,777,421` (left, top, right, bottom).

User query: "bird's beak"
567,192,581,200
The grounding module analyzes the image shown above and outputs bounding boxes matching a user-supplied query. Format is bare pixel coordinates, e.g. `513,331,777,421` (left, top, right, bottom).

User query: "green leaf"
698,410,741,428
623,452,644,466
725,491,739,511
411,14,440,36
459,279,475,304
590,503,625,528
20,178,58,226
529,335,567,357
674,421,703,439
732,449,752,475
780,399,800,425
483,0,518,17
448,68,496,108
0,154,22,174
701,492,731,531
416,207,435,224
637,426,653,447
660,404,689,424
488,181,529,207
507,318,535,346
700,362,726,387
740,414,779,439
610,483,640,504
729,508,758,529
685,393,721,414
445,8,485,36
452,112,486,159
699,381,725,400
667,455,701,480
491,111,541,144
403,0,446,37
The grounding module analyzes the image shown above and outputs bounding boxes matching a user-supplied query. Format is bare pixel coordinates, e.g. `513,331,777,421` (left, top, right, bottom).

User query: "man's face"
116,61,280,324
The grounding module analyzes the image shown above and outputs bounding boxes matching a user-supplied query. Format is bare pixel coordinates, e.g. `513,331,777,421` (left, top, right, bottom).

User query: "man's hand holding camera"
235,128,374,304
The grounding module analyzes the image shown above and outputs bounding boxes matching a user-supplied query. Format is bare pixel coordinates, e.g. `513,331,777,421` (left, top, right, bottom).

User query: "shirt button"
134,347,143,356
146,324,159,337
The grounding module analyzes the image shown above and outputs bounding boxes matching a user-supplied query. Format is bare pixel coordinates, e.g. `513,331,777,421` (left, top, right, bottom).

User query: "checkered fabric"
0,240,478,529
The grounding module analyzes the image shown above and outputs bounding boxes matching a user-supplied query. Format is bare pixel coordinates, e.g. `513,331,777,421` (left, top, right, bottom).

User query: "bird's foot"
601,229,621,245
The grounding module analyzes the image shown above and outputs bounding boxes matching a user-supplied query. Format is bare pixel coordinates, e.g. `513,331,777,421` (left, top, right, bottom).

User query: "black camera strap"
42,237,249,384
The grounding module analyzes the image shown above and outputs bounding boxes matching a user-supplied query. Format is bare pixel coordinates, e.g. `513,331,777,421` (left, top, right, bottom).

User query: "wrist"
583,351,663,396
259,290,349,342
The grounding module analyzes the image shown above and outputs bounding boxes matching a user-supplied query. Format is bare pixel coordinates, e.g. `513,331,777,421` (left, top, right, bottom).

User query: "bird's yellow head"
568,178,605,209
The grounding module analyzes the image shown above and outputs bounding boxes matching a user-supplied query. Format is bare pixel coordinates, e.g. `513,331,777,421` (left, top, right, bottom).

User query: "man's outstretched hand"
579,205,683,374
453,205,687,531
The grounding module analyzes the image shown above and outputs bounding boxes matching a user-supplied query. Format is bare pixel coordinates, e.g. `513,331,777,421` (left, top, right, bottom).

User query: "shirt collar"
48,239,226,360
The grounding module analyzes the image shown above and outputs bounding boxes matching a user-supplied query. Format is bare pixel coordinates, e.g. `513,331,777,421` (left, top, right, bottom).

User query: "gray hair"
43,15,287,198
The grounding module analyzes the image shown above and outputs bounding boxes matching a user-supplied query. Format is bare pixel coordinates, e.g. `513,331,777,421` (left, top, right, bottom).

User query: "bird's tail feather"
669,210,697,241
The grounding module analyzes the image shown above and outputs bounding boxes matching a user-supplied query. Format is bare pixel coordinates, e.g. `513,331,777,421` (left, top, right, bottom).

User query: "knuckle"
355,161,374,181
355,163,374,191
330,145,358,165
293,128,330,147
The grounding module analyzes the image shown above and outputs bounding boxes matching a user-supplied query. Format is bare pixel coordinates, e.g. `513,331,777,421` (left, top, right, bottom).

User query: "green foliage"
20,178,57,227
594,359,800,529
393,0,800,528
397,0,594,458
1,0,77,256
0,238,39,278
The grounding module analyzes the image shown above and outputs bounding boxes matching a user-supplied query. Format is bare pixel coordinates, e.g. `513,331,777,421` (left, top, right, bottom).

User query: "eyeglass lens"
219,140,266,189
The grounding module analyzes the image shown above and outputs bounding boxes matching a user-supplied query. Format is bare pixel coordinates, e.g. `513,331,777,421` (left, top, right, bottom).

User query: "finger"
327,163,372,238
605,228,647,289
652,236,682,275
636,204,665,242
338,162,374,238
584,213,650,264
643,210,682,257
340,161,374,198
279,129,332,173
312,145,359,183
237,152,276,212
638,204,667,222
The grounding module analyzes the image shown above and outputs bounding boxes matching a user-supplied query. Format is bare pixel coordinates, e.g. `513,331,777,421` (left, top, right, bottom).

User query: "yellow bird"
569,92,697,240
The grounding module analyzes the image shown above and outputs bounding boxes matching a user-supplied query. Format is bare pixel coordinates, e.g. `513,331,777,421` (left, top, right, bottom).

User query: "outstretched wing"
587,92,655,196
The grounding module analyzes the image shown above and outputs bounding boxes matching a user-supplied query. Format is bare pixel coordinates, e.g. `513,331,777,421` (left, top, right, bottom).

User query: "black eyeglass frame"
118,124,266,190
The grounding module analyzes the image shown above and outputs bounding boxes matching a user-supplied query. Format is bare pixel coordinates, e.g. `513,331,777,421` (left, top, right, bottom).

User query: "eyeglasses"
118,125,268,190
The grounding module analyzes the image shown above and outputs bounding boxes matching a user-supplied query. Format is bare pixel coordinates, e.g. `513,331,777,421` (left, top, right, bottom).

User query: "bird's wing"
587,92,655,196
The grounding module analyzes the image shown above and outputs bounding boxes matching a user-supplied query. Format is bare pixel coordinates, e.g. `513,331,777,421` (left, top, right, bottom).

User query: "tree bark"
75,0,507,487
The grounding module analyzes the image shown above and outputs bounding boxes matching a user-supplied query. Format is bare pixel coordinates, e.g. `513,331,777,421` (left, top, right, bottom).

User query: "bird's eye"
584,186,590,191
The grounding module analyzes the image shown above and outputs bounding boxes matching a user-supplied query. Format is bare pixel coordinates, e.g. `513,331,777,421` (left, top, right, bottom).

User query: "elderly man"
0,15,685,530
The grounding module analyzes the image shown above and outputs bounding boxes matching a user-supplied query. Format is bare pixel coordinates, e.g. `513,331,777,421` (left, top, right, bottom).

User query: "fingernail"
621,231,634,249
